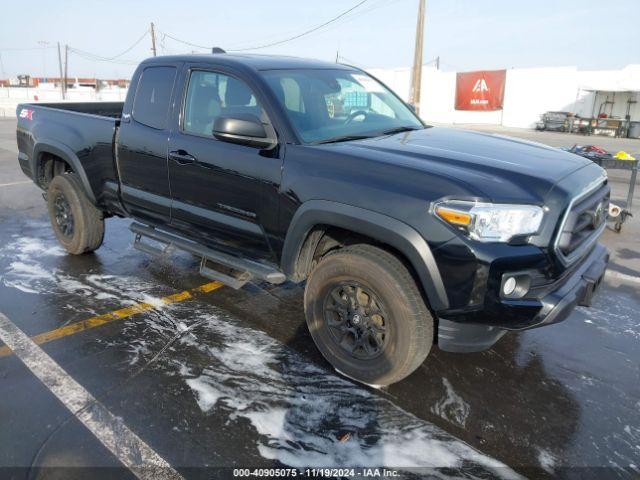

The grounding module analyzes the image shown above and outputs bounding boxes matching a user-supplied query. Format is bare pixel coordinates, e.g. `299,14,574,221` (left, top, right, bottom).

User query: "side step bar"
130,222,286,289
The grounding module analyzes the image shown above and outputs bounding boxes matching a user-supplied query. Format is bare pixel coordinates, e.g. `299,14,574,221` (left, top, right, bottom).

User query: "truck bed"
26,102,124,118
16,101,124,209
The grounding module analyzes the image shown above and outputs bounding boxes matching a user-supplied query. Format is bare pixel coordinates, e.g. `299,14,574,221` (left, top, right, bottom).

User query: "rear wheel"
304,244,433,386
46,173,104,255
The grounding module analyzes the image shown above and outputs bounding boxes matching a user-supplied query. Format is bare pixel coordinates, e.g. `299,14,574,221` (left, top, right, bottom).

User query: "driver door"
167,67,282,261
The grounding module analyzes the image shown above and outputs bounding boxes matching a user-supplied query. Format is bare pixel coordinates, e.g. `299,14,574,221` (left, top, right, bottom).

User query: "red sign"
455,70,506,111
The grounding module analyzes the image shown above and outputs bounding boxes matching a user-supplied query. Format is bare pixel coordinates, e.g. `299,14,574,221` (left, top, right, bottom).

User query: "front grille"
554,182,609,265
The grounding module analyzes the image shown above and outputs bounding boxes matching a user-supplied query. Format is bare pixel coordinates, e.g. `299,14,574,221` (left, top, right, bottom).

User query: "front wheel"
47,173,105,255
304,244,433,386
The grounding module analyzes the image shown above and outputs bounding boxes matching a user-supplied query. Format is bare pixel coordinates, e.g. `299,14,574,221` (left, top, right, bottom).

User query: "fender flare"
32,139,97,204
281,200,450,311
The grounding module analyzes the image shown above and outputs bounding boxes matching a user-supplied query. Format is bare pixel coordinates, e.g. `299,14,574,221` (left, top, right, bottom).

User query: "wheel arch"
32,139,97,204
281,200,450,312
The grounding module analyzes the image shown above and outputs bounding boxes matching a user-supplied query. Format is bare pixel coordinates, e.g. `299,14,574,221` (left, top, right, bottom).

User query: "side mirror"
212,114,276,149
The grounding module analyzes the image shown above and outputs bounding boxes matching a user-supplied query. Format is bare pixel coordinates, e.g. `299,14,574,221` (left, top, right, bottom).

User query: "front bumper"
438,243,609,353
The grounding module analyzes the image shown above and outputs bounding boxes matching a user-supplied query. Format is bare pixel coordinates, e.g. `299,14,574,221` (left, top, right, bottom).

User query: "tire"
304,244,433,386
46,173,105,255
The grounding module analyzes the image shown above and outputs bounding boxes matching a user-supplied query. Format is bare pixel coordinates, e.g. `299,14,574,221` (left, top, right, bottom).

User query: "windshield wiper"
313,134,375,145
381,126,422,136
314,126,421,145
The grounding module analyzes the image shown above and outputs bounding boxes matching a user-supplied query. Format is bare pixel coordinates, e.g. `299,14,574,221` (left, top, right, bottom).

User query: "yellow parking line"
0,280,224,358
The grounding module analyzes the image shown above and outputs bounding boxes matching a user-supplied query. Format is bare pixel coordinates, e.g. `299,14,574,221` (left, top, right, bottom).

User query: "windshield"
261,69,423,143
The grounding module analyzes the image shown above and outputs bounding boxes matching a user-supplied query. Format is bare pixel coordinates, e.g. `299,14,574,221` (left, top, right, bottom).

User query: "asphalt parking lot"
0,117,639,479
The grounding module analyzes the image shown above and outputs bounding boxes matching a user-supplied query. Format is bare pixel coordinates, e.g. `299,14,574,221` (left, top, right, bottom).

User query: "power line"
223,0,408,51
68,50,139,65
423,56,439,67
0,0,410,74
296,0,409,40
437,60,462,71
67,47,140,65
0,29,147,68
223,0,386,52
229,0,394,51
67,29,149,63
230,0,369,51
160,31,209,51
159,0,369,52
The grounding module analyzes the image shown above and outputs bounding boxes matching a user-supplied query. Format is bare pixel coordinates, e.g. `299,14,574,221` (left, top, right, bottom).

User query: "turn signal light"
435,206,472,226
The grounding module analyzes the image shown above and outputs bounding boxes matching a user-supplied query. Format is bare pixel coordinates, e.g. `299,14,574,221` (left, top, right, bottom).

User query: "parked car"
16,53,609,385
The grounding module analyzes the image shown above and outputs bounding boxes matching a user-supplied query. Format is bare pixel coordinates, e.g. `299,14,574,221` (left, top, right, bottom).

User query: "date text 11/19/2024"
233,468,400,477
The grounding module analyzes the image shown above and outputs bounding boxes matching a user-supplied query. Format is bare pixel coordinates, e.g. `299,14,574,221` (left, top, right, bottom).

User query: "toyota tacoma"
16,53,609,385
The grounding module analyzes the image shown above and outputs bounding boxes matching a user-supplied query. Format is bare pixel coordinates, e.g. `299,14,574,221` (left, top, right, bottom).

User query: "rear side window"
132,66,176,129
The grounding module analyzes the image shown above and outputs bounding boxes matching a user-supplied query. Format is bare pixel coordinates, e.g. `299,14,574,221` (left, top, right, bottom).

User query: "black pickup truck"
16,53,609,385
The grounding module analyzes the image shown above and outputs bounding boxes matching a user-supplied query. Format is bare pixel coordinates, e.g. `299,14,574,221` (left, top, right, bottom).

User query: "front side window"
183,70,264,136
132,66,176,129
261,69,422,143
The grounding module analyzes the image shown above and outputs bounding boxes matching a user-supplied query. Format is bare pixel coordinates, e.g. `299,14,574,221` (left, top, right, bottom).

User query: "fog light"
503,276,517,296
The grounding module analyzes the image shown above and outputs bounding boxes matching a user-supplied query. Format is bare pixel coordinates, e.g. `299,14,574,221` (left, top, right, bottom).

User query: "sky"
0,0,638,79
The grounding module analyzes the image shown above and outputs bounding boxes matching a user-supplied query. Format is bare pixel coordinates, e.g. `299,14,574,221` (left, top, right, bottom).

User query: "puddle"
141,302,521,478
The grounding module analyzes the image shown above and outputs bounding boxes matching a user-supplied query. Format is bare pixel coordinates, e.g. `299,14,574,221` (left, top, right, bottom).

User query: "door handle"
169,149,197,165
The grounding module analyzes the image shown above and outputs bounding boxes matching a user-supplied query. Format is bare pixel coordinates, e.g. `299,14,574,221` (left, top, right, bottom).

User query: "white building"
368,64,640,129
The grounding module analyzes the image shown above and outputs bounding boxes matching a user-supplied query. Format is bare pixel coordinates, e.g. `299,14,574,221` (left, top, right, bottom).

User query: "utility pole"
409,0,425,114
64,45,69,97
150,22,157,57
57,42,65,100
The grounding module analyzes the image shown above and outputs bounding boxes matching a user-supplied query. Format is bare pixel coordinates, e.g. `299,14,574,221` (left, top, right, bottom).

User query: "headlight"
434,200,544,242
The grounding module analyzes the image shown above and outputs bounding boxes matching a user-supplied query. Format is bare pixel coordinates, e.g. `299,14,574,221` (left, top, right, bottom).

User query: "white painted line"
605,270,640,285
0,180,31,188
0,311,183,480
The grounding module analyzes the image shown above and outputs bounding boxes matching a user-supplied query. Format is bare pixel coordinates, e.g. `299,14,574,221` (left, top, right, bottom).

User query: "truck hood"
328,127,593,203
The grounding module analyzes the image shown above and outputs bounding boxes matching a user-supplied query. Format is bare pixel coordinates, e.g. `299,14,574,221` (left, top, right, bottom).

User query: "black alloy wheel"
304,244,434,386
53,192,74,237
324,283,389,360
46,173,105,255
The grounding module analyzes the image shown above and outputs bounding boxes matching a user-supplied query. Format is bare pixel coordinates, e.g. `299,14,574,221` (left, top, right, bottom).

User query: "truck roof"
140,53,357,71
